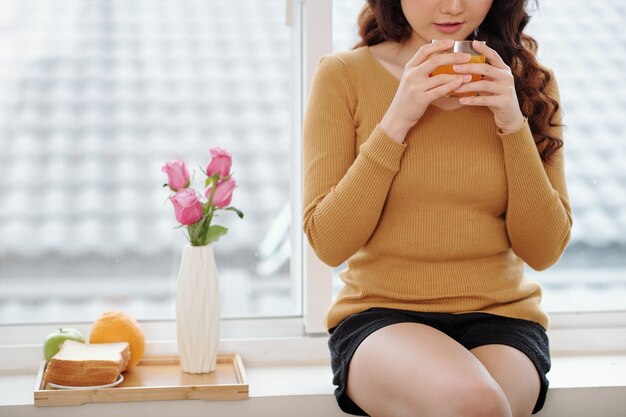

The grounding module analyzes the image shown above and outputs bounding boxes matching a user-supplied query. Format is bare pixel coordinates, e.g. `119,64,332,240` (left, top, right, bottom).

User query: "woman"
302,0,572,416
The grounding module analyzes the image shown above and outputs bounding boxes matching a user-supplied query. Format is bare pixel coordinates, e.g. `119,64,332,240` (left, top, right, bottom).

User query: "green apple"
43,328,86,362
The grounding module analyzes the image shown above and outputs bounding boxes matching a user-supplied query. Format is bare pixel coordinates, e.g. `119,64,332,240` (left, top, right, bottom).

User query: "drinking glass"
431,40,486,97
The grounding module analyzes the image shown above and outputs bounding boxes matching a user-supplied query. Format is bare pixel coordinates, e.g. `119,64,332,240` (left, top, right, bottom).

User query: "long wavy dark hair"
355,0,562,163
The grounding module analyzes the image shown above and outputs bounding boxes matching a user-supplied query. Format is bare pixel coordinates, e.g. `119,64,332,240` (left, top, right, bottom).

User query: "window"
0,0,300,325
2,0,624,346
330,0,626,314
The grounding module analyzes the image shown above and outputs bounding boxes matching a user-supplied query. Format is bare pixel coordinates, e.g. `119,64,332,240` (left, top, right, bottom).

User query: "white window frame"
299,0,335,336
1,0,625,359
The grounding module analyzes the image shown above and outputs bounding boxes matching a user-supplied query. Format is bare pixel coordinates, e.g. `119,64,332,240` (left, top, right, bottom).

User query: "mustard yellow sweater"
302,47,572,331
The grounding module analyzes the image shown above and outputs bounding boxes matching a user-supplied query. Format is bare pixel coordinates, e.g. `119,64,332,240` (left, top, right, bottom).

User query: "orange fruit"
89,311,145,370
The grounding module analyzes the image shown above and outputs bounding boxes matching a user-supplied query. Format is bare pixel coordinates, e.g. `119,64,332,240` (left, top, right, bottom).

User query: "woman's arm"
302,55,406,267
500,71,572,270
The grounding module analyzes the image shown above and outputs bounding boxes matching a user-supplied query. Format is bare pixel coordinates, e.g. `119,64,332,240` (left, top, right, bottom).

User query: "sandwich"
44,340,130,387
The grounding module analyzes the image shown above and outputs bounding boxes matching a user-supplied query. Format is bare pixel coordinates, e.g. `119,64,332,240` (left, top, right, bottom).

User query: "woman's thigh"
470,345,541,417
346,322,512,417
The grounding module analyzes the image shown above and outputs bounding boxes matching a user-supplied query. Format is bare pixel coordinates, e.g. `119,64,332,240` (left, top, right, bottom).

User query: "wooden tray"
34,353,248,407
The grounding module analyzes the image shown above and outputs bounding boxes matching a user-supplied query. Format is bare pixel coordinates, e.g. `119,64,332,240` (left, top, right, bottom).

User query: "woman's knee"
443,378,512,417
398,378,511,417
368,377,512,417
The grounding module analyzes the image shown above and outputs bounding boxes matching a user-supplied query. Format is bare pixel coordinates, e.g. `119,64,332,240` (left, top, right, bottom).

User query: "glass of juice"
430,40,486,97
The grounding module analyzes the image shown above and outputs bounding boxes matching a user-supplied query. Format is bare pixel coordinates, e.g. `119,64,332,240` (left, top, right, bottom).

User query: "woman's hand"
380,39,472,143
453,40,525,133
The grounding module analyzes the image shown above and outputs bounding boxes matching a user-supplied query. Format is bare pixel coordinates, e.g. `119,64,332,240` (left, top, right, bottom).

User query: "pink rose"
161,160,190,191
170,188,204,225
205,178,237,209
206,147,232,178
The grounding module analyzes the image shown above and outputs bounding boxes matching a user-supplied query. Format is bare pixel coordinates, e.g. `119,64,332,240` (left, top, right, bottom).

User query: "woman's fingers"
405,39,475,70
454,80,502,95
451,63,511,81
458,94,501,106
424,74,469,90
405,39,454,67
472,40,508,69
420,52,472,76
451,49,514,99
427,75,469,100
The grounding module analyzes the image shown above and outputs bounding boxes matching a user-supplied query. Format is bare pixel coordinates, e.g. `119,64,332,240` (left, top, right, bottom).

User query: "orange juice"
431,54,486,97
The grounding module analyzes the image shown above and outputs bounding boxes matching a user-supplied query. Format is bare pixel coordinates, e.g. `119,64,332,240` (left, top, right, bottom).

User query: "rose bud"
170,188,204,225
206,147,232,178
206,178,237,209
161,160,190,191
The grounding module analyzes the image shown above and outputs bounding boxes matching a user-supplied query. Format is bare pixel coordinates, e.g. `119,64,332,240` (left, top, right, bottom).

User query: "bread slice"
44,340,130,386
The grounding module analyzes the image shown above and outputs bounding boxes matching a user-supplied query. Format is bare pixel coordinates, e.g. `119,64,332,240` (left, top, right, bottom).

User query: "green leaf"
204,225,228,245
225,207,244,219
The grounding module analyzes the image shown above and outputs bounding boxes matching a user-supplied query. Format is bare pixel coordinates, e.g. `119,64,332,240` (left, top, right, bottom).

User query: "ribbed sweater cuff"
359,124,407,172
497,117,532,143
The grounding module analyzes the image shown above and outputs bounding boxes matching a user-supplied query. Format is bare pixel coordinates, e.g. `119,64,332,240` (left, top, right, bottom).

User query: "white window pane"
331,0,626,313
0,0,297,324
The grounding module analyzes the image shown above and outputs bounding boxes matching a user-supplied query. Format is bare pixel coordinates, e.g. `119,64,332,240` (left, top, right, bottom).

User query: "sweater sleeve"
500,70,572,271
302,55,407,267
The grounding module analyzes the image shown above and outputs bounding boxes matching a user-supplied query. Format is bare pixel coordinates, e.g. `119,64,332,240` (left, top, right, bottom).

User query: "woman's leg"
470,345,541,417
346,322,512,417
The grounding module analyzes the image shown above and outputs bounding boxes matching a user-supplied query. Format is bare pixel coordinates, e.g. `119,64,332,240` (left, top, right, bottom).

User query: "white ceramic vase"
176,244,220,373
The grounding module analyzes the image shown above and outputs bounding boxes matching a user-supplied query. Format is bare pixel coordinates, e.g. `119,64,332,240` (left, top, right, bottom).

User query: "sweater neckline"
364,46,402,84
364,46,468,113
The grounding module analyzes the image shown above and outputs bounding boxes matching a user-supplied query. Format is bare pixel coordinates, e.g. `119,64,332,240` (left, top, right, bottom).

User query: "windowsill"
1,339,626,417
